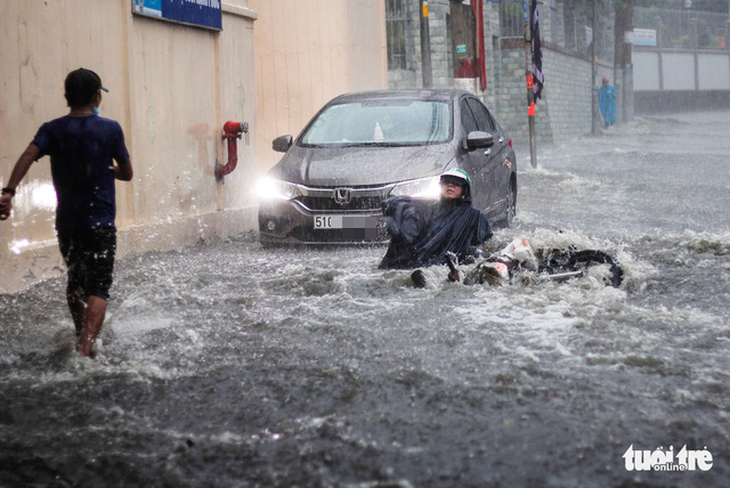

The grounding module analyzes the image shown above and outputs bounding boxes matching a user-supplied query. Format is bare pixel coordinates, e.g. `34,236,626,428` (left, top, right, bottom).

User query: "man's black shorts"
58,228,117,300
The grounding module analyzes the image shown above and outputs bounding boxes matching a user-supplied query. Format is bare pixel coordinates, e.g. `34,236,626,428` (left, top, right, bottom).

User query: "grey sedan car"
257,89,517,245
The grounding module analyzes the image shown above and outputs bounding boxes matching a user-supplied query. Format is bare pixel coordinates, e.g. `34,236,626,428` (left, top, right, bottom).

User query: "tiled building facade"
386,0,617,146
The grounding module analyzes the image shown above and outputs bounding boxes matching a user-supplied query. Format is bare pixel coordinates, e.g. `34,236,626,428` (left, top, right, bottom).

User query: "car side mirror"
466,131,494,150
272,135,293,153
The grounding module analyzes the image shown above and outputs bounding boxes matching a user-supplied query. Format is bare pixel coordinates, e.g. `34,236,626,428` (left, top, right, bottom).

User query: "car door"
464,97,511,219
458,97,495,214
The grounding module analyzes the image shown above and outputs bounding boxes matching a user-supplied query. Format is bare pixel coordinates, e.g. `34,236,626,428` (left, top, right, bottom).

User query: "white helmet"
440,168,472,199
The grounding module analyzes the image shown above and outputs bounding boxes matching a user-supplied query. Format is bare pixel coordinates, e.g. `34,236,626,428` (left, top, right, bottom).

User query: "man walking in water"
0,68,134,357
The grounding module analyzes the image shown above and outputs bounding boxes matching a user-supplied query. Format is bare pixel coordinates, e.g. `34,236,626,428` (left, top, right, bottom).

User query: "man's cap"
67,68,109,93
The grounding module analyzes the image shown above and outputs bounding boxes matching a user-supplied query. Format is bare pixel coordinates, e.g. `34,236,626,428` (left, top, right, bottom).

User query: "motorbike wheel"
538,249,623,287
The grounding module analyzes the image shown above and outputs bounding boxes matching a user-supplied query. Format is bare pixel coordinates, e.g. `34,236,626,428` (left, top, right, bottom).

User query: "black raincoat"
378,196,492,269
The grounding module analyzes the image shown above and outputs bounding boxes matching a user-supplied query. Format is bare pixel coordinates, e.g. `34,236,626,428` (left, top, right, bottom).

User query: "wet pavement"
1,110,730,487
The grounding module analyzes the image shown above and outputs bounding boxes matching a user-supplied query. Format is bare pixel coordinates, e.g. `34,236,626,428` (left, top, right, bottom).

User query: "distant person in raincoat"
598,77,617,128
378,168,492,277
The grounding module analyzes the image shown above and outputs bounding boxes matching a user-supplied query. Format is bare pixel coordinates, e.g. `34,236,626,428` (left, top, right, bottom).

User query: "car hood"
269,143,456,187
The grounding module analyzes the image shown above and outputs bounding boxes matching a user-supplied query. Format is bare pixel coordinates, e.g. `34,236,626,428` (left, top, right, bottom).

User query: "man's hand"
2,142,40,221
445,253,460,282
113,158,134,181
0,193,12,221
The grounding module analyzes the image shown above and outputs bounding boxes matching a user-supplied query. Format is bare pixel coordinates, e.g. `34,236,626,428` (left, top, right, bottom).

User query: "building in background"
386,0,729,145
386,0,618,145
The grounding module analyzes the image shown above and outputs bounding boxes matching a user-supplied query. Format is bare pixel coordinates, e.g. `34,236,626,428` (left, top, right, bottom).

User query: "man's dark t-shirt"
32,115,129,234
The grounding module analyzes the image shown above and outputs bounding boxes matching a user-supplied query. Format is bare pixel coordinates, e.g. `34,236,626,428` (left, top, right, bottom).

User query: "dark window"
460,99,478,135
499,0,524,38
466,98,496,132
386,0,413,70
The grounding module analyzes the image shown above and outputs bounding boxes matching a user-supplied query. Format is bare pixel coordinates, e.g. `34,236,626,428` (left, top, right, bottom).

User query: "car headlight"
390,176,441,199
256,176,302,201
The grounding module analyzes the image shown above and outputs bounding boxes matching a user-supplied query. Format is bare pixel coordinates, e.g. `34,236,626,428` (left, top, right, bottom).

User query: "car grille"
298,195,383,211
295,184,394,212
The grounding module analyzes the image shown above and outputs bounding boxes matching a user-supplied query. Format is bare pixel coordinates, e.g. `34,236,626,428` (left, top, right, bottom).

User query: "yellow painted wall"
251,0,387,171
0,0,258,293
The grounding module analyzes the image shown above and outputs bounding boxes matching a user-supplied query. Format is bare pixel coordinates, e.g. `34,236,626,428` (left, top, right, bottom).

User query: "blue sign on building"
133,0,222,31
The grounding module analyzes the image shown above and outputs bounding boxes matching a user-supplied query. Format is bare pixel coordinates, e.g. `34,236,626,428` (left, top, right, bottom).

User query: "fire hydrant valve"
217,121,249,177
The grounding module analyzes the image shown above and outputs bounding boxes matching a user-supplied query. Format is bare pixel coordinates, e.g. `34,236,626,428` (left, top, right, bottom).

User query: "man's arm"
113,157,134,181
0,143,40,220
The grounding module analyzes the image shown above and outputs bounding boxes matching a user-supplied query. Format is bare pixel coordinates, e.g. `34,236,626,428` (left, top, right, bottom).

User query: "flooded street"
2,110,729,487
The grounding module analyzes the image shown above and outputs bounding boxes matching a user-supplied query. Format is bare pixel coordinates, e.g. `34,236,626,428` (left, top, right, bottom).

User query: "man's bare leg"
77,295,107,357
66,286,85,336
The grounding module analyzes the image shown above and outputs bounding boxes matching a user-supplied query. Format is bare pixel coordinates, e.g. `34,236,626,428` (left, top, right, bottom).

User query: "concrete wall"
493,40,617,147
632,47,730,113
0,0,257,295
251,0,388,172
634,49,730,91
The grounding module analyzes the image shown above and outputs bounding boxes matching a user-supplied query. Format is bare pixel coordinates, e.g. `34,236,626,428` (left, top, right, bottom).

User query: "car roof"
327,89,473,104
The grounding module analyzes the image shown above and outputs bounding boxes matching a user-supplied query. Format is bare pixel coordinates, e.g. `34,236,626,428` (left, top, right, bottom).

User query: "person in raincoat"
598,77,617,128
378,168,492,276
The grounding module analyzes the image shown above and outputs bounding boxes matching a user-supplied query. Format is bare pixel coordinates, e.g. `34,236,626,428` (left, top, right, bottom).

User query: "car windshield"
300,99,452,146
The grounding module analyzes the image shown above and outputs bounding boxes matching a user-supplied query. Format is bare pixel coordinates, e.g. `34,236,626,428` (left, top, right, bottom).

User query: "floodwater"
2,111,729,487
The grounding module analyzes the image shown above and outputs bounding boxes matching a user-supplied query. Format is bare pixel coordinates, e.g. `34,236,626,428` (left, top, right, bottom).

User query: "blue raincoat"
598,84,617,126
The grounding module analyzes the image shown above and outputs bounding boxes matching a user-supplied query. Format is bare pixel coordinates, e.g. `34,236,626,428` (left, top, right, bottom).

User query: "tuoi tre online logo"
623,444,713,472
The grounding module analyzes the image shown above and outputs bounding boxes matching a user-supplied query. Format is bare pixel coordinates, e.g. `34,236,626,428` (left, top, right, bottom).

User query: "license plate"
314,215,377,230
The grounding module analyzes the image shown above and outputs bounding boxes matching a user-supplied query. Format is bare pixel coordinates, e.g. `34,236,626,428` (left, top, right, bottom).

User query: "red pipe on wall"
217,121,248,177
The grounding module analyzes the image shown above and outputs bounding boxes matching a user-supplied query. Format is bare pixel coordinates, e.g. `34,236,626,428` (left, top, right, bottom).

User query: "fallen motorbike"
455,238,623,288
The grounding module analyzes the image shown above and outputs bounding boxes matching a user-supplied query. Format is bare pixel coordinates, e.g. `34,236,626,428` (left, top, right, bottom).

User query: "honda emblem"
333,188,353,205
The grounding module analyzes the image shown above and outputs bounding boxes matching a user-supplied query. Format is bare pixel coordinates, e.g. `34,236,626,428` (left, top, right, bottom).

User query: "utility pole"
523,0,537,168
623,1,634,122
420,0,433,88
614,0,634,123
591,0,598,135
